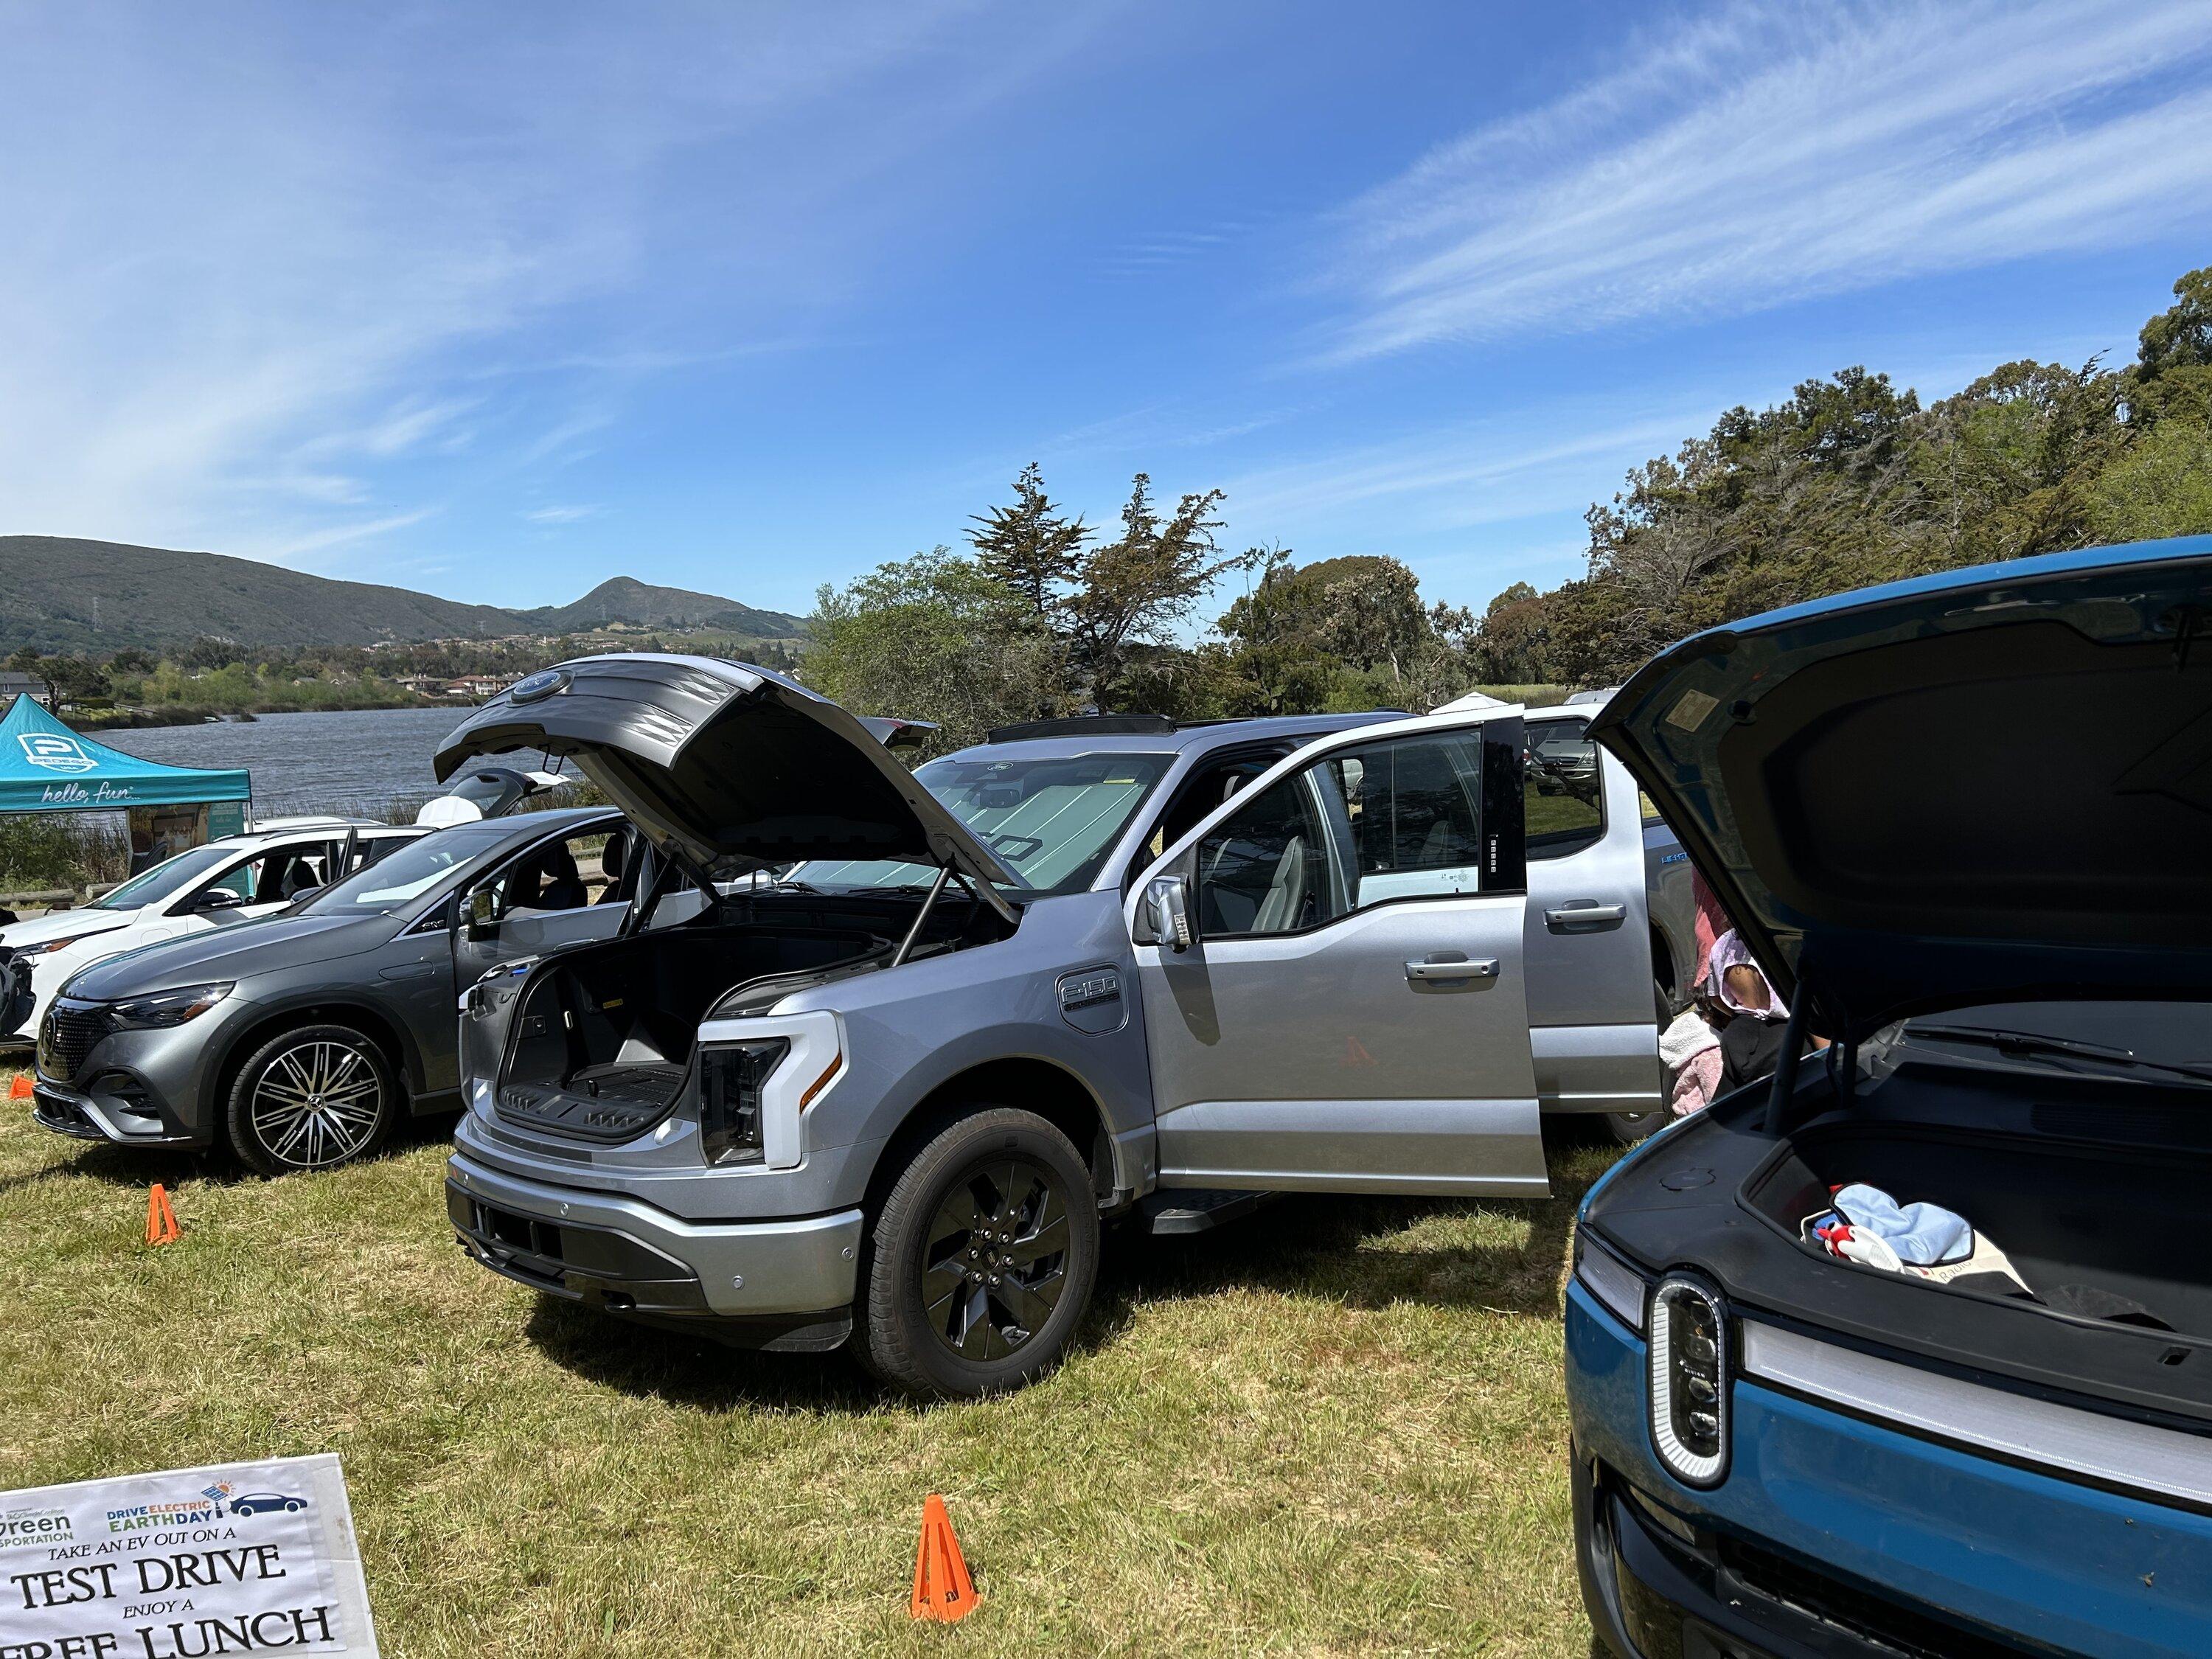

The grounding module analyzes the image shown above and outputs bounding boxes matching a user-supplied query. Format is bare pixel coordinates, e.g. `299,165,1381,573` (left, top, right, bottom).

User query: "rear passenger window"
1526,720,1604,860
1192,730,1492,937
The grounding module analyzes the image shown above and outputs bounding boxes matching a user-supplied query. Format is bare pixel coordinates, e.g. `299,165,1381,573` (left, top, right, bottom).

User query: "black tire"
224,1023,399,1176
854,1106,1101,1400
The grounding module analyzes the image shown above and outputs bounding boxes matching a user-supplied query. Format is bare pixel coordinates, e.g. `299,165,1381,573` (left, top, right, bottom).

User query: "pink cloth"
1671,1048,1724,1116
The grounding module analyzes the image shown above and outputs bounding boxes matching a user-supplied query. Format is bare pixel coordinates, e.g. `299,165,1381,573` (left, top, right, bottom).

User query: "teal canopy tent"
0,695,250,815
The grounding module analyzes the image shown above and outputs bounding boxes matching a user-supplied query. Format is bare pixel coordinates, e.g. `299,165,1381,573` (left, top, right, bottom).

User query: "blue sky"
4,0,2211,625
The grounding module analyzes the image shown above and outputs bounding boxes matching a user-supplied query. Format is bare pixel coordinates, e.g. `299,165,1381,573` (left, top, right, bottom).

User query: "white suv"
0,821,425,1045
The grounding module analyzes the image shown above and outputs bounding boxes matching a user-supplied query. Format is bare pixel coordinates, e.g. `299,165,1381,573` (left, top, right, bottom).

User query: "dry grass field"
0,1063,1619,1656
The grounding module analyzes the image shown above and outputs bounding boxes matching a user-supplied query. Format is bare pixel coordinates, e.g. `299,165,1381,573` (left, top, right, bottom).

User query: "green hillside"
518,576,805,637
0,537,808,653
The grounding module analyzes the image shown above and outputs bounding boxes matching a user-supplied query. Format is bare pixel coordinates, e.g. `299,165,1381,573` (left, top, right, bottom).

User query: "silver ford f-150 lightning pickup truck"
439,656,1692,1397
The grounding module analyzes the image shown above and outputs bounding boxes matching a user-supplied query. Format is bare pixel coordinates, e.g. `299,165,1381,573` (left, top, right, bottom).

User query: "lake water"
95,708,510,815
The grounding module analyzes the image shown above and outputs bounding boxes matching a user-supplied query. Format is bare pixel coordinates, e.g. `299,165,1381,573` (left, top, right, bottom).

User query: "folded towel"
1802,1182,2033,1298
1825,1183,1972,1266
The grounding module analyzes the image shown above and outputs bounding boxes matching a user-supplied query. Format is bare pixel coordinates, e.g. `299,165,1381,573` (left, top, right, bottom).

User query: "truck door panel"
1521,716,1660,1113
1132,715,1546,1197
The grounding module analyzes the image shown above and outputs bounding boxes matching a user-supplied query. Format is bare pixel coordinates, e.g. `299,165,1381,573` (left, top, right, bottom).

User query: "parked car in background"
1566,535,2212,1658
434,655,1698,1399
0,819,423,1050
28,808,683,1172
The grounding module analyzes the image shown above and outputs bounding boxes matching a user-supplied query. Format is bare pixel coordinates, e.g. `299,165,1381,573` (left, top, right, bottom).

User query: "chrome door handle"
1545,902,1627,927
1405,957,1499,981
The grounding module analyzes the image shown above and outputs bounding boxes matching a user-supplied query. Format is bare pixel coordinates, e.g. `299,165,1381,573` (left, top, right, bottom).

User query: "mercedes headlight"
108,983,234,1030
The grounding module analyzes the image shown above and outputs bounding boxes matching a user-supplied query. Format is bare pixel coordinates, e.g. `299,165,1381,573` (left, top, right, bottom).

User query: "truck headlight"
699,1038,788,1166
108,983,234,1030
1648,1273,1730,1488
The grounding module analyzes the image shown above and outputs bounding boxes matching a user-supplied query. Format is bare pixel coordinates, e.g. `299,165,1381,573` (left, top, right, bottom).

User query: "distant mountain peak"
0,535,810,654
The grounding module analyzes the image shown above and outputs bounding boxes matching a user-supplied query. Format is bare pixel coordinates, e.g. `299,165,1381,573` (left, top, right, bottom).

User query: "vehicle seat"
526,846,588,912
594,837,628,904
279,858,322,900
1251,834,1310,932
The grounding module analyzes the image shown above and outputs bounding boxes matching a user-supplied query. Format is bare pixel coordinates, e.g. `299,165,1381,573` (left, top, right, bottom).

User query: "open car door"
1126,706,1547,1197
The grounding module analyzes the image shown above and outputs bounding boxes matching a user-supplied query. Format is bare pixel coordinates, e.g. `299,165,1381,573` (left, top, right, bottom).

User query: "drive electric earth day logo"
18,732,97,773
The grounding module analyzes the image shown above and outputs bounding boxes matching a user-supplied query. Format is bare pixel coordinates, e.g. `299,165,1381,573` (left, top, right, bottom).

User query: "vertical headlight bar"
1648,1273,1731,1487
699,1039,788,1166
692,1009,844,1171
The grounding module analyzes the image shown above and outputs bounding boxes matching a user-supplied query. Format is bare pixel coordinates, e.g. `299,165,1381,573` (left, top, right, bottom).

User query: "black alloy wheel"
923,1159,1071,1362
855,1106,1101,1399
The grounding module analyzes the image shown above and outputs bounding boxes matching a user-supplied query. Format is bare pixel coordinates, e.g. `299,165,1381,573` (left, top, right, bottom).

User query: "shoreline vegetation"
0,779,611,900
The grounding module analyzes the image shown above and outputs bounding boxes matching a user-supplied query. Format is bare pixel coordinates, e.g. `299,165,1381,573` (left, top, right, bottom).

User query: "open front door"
1127,709,1547,1197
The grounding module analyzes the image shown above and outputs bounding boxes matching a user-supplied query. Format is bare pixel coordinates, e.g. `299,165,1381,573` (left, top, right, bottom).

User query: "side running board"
1139,1188,1273,1236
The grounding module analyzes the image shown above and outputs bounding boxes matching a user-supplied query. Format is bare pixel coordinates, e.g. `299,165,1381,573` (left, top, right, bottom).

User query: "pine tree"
967,463,1090,616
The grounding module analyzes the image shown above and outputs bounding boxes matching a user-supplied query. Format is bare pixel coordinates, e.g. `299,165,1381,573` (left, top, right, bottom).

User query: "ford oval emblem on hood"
508,667,571,705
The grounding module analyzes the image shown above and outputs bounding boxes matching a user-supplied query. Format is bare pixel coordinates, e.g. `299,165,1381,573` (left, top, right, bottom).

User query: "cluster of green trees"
1506,265,2212,685
807,470,1521,752
811,266,2212,746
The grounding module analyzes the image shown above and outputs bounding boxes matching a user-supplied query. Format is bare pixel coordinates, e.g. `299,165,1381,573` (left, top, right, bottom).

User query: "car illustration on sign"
226,1493,306,1516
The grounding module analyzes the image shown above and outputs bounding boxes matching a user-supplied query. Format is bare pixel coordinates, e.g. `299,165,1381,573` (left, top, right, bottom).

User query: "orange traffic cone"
910,1493,978,1623
145,1184,180,1246
7,1074,31,1099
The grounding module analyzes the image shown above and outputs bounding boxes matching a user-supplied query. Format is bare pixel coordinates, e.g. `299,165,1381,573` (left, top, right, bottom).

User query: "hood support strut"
890,866,951,967
1764,1001,1810,1135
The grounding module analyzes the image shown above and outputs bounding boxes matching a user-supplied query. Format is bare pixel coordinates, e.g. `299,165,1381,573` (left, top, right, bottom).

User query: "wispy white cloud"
523,504,602,525
1327,0,2212,358
0,2,1037,568
257,508,442,567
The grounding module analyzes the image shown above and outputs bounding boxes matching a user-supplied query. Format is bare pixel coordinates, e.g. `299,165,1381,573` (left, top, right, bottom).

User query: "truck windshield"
799,751,1175,897
301,821,516,917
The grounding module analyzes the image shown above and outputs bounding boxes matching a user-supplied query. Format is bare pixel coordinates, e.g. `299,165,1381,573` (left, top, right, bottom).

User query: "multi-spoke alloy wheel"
922,1160,1071,1361
856,1106,1101,1399
225,1024,397,1175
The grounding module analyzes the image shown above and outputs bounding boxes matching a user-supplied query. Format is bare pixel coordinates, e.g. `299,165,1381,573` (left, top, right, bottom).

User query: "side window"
1190,729,1492,937
1324,731,1487,903
1137,745,1296,871
498,827,632,915
1526,719,1604,860
1194,768,1346,936
192,859,261,908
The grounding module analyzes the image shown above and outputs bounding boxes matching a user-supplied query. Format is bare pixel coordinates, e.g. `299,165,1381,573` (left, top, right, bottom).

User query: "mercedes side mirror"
465,884,504,942
1138,874,1194,953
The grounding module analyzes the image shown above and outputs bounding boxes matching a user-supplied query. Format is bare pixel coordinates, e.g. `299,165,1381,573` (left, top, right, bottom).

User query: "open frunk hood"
434,655,1015,893
1588,535,2212,1041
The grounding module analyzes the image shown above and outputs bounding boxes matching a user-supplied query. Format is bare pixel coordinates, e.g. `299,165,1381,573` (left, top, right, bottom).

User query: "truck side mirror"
1137,874,1194,953
465,884,504,942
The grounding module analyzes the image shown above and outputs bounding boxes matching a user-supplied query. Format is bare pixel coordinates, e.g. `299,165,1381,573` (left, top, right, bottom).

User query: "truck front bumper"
446,1151,863,1345
1566,1279,2212,1658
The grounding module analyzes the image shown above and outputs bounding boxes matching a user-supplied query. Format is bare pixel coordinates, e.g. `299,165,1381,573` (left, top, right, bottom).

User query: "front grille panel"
38,1001,116,1083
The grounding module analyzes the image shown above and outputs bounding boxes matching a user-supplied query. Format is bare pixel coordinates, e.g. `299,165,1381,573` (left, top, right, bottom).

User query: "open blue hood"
1588,535,2212,1042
